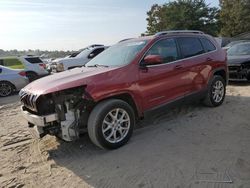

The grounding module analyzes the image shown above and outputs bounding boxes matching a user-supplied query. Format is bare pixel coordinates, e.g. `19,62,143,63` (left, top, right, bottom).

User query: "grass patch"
8,64,25,69
0,57,25,69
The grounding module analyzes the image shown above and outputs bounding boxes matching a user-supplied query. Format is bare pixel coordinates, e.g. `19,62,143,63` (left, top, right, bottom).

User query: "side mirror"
143,55,163,66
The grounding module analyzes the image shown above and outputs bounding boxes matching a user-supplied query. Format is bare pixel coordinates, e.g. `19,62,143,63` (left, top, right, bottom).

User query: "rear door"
138,38,191,110
176,37,208,94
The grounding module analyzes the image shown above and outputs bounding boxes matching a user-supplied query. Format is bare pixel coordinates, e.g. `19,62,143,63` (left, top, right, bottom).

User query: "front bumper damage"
20,87,91,142
21,106,58,127
228,64,250,79
21,103,80,141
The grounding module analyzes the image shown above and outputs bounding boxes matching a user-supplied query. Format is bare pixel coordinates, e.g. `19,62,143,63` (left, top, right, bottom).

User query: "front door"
138,38,191,110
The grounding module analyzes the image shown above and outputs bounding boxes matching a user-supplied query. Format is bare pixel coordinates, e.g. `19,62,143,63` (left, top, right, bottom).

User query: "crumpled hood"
22,66,117,96
228,55,250,65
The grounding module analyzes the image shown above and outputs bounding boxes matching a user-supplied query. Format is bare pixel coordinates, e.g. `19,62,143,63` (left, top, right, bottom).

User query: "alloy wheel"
102,108,130,143
212,80,224,103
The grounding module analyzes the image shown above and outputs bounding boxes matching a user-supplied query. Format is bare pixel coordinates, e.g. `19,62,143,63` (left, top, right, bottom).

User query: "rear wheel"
203,75,226,107
0,81,14,97
26,72,38,82
88,99,135,149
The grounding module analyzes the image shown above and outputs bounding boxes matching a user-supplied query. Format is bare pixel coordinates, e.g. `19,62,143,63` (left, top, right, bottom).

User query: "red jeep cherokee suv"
20,30,227,149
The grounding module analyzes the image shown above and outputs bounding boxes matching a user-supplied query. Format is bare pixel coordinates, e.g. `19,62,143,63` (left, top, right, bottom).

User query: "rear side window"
200,38,216,52
177,37,204,58
25,57,43,64
88,48,105,59
0,59,3,66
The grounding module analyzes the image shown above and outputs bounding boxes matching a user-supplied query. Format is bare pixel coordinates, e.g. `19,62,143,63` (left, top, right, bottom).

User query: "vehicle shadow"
229,79,250,86
43,94,250,188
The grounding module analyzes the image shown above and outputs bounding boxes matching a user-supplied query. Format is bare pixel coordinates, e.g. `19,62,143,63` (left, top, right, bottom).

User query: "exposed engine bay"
20,87,93,141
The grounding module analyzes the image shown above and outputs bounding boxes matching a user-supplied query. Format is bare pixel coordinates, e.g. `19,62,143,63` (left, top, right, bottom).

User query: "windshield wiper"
87,64,109,68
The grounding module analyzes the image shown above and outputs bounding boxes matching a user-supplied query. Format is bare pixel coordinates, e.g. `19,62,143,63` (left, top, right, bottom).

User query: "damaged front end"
228,62,250,80
20,86,93,141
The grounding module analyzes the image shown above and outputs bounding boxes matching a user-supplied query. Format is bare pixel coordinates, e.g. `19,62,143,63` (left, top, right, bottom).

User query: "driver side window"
146,38,178,64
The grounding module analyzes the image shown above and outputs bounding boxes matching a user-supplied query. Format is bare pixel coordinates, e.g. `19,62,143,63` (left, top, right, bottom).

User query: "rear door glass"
25,57,43,64
200,38,216,52
177,37,205,58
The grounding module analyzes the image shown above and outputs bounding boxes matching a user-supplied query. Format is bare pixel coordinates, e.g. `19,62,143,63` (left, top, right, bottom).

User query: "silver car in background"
0,66,29,97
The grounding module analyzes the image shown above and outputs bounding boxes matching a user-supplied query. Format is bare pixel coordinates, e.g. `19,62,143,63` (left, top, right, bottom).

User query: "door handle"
175,65,183,70
207,57,213,61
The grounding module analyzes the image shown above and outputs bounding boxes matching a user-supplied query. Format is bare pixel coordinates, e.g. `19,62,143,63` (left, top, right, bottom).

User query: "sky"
0,0,219,51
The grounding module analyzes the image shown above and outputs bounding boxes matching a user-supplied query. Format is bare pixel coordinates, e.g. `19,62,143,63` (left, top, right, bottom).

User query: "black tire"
246,73,250,81
203,75,226,107
0,81,14,97
26,72,38,82
88,99,135,149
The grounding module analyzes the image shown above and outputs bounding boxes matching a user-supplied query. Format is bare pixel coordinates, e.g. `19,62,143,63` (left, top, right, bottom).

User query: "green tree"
145,0,220,36
219,0,250,37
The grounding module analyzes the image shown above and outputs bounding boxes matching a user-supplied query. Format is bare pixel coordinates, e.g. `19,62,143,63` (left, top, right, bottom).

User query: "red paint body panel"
22,33,227,117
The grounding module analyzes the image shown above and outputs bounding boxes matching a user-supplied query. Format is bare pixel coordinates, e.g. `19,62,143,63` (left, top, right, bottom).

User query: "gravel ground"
0,82,250,188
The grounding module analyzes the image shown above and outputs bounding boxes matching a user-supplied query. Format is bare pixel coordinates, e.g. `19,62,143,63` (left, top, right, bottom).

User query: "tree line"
0,49,76,59
144,0,250,37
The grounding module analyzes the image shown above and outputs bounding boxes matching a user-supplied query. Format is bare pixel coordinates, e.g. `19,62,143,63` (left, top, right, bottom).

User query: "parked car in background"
0,56,49,81
46,52,81,73
20,30,227,149
53,44,108,72
0,66,29,97
223,40,250,50
18,56,49,81
227,42,250,80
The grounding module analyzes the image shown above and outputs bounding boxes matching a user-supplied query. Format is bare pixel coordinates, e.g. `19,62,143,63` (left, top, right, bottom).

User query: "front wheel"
88,99,135,149
203,75,226,107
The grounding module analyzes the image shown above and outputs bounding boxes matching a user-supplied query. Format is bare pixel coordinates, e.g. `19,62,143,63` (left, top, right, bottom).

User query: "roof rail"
118,38,135,43
88,44,104,48
155,30,204,37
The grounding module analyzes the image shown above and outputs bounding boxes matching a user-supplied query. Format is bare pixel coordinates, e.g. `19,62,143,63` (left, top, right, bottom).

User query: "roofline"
154,30,204,37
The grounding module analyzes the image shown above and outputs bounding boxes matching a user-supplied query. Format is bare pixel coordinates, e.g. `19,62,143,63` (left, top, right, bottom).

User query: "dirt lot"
0,82,250,188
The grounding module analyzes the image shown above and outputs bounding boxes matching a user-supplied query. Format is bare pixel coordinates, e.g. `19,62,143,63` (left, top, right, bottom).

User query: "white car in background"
54,45,108,72
18,56,49,81
0,66,29,97
0,56,49,81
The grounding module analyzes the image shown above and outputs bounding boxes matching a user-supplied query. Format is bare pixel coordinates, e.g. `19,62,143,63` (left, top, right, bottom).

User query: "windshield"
227,43,250,56
86,40,148,67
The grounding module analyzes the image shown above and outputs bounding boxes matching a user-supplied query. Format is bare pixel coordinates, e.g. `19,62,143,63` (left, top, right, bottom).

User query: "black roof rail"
88,44,104,48
118,38,135,43
155,30,204,37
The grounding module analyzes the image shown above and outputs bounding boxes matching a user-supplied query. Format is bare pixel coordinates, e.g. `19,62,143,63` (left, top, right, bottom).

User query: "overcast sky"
0,0,219,51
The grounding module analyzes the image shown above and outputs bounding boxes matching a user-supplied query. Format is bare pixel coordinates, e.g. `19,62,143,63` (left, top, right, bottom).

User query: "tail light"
18,71,26,77
39,63,46,69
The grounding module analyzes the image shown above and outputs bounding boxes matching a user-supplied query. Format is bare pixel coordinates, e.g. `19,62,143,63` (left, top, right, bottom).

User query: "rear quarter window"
1,58,24,69
25,57,43,64
200,38,216,52
177,37,205,58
